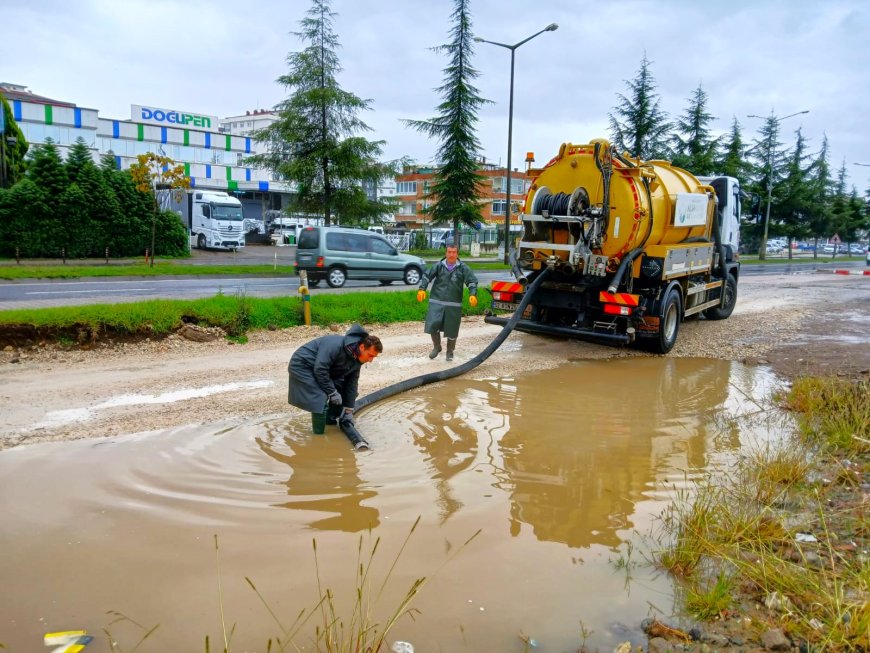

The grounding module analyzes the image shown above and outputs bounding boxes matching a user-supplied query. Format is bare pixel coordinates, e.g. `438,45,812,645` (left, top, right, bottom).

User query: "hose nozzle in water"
339,418,370,450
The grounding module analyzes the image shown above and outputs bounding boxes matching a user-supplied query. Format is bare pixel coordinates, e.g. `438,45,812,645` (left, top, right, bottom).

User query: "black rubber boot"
428,332,442,359
445,338,456,362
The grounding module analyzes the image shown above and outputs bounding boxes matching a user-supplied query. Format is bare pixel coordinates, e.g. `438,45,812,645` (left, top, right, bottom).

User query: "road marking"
27,288,152,295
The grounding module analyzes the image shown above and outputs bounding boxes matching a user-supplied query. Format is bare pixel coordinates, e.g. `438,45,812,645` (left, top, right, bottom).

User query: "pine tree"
716,117,751,182
747,115,789,258
828,161,849,258
65,136,94,184
403,0,489,243
608,54,672,160
250,0,396,225
26,138,68,200
670,83,718,175
776,128,813,252
806,135,834,256
100,151,118,172
1,94,29,187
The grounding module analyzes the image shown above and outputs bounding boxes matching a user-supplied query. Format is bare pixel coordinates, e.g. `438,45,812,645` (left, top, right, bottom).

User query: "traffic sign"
831,234,841,244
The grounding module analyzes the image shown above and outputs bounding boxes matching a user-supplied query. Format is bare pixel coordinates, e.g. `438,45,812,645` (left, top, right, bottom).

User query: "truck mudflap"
483,314,632,344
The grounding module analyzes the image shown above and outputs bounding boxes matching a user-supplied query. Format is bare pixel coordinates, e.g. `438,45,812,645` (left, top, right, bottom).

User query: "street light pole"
747,110,809,260
475,23,558,264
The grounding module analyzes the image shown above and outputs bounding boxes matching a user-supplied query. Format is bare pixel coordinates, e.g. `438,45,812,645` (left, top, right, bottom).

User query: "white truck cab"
190,191,245,251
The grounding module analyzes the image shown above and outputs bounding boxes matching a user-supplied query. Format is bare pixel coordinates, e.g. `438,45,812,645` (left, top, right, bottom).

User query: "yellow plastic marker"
44,630,93,652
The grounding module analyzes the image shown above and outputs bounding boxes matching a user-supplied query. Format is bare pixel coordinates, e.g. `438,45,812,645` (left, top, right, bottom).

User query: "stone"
178,324,220,342
760,627,790,650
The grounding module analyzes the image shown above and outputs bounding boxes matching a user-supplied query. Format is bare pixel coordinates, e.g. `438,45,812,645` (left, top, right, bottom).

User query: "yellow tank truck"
486,139,742,353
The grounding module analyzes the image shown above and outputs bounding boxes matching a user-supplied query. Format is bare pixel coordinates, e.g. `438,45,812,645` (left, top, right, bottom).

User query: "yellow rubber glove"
416,289,426,302
469,295,478,307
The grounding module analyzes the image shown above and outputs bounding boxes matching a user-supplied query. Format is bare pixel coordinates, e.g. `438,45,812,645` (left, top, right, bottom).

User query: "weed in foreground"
649,376,869,651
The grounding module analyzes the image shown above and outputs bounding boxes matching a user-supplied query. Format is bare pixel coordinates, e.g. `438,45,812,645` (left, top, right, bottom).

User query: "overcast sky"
3,0,869,189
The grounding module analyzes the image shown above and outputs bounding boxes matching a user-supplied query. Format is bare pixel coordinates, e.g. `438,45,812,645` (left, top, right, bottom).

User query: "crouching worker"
288,323,382,448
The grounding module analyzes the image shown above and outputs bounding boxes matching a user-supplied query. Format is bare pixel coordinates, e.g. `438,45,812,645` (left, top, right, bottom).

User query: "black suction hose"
353,268,553,417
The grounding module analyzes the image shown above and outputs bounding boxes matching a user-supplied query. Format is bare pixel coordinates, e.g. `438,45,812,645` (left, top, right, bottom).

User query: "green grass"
0,289,492,341
0,262,298,279
651,376,869,651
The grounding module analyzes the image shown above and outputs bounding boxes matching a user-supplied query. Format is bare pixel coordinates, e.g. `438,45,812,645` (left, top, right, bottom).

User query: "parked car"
295,226,425,288
849,244,866,255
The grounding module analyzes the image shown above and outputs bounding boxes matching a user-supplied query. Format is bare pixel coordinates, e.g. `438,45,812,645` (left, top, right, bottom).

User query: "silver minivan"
295,226,425,288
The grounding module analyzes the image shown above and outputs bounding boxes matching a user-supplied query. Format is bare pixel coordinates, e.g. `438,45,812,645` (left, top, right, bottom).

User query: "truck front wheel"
704,274,737,320
197,234,206,250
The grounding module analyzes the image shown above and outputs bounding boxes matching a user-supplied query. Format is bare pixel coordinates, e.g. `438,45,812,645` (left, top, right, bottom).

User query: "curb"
816,268,870,276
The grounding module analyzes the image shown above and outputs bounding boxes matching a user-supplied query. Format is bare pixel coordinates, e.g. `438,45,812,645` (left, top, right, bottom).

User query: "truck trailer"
486,139,741,354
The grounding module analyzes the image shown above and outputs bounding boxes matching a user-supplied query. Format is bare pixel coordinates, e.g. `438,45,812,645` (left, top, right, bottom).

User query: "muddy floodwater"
0,358,785,652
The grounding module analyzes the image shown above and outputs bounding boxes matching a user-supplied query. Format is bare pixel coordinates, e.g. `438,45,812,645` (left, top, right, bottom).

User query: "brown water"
0,358,783,652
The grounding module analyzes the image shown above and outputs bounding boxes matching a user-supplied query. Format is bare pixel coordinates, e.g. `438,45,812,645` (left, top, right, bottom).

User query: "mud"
1,273,868,451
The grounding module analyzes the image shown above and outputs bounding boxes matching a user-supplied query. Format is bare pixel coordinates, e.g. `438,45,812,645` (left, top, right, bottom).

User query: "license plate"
491,301,517,311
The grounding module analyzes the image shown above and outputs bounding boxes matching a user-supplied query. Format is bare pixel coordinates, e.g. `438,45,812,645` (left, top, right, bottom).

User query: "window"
370,238,396,255
326,232,369,252
396,181,417,195
400,201,416,215
492,200,506,215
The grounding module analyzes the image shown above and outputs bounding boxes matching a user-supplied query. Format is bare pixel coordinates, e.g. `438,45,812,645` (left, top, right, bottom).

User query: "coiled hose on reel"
340,267,552,447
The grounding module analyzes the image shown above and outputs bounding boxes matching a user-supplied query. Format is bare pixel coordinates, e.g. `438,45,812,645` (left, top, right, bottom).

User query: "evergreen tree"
250,0,396,225
776,128,813,249
103,169,152,256
670,83,718,175
608,54,672,160
26,138,68,200
1,94,29,187
65,136,94,184
0,179,48,257
76,161,122,256
403,0,489,241
716,117,752,182
844,187,869,248
58,182,92,257
747,115,789,258
100,151,118,172
828,161,849,257
806,135,834,255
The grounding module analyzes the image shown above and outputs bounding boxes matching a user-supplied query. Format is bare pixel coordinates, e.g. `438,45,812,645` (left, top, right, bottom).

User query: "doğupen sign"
131,105,218,130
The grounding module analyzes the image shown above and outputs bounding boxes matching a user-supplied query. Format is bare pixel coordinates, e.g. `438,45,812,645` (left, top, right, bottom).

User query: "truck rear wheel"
704,274,737,320
642,287,682,354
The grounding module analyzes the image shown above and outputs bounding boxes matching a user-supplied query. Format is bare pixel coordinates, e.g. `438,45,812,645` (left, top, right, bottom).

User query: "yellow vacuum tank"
521,139,713,266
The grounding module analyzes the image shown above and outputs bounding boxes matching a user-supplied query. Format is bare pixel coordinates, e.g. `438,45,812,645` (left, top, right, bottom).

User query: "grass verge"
0,289,492,345
651,375,869,651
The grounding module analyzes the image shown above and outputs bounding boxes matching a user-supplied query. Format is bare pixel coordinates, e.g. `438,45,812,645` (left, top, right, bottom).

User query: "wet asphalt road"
0,255,864,310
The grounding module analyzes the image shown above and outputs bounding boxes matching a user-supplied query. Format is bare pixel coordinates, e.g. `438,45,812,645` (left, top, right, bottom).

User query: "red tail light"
316,256,324,268
603,303,633,316
492,291,515,302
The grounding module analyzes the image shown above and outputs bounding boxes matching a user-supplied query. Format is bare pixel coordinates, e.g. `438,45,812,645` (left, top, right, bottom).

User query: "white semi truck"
182,190,246,251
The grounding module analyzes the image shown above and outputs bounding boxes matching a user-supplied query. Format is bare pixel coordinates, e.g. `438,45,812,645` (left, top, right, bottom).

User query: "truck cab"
190,191,245,251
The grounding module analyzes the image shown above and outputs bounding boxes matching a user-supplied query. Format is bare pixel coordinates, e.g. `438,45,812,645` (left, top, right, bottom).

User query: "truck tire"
327,266,347,288
703,274,737,320
197,234,206,250
651,287,682,354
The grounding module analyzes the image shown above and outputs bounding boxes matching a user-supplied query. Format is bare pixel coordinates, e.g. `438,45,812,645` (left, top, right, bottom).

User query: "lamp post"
475,23,558,264
747,110,809,260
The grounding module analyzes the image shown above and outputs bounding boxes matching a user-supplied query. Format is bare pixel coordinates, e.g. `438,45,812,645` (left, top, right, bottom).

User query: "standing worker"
288,324,382,443
416,242,478,362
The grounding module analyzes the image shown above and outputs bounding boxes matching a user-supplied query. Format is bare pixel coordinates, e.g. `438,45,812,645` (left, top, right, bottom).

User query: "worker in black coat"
288,323,382,432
